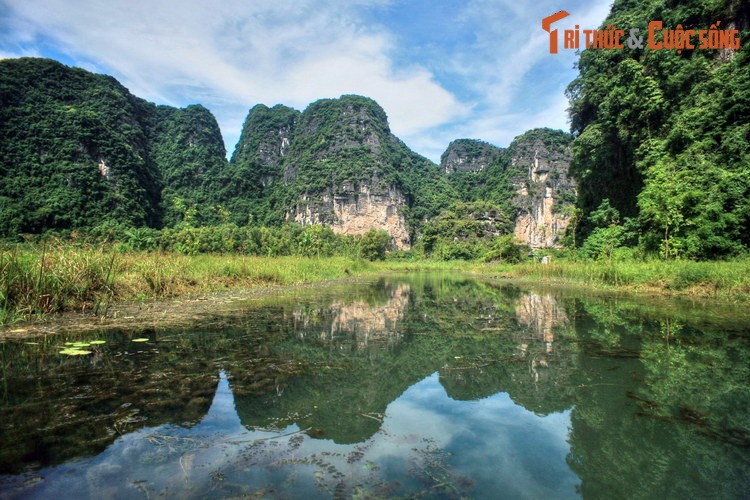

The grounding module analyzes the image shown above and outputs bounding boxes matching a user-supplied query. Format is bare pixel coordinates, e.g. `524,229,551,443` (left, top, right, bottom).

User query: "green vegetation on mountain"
219,104,300,226
0,58,161,233
0,58,228,235
3,4,748,267
223,95,458,237
567,0,750,259
0,58,576,258
149,104,228,227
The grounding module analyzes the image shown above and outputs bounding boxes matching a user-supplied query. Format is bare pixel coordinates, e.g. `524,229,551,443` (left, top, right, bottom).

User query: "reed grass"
0,244,463,323
491,258,750,299
1,243,746,324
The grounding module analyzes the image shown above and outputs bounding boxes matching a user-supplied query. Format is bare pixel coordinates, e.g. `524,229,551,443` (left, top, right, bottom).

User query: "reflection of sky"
3,371,579,499
374,373,578,499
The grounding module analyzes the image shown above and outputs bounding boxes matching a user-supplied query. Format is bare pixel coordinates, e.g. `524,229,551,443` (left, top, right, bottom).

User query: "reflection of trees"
3,275,748,496
564,297,750,499
234,278,581,441
440,290,577,414
0,331,221,474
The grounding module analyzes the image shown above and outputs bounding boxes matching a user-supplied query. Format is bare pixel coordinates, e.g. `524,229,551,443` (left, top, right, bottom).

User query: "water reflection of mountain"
232,283,579,442
0,334,220,474
2,274,748,498
290,282,410,353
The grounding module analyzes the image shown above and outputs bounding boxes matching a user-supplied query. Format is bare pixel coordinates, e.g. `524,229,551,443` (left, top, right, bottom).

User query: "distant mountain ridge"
0,57,574,249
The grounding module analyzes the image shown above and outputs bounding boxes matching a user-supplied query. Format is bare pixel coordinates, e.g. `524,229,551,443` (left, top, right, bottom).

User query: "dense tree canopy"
567,0,750,259
0,58,228,235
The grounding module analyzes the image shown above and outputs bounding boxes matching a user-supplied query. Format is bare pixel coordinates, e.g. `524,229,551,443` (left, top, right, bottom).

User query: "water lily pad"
132,338,149,343
88,340,107,345
71,342,91,347
59,348,92,356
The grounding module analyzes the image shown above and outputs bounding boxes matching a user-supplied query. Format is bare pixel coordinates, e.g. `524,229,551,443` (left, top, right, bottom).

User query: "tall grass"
0,245,117,322
2,243,747,324
0,244,465,323
492,258,750,299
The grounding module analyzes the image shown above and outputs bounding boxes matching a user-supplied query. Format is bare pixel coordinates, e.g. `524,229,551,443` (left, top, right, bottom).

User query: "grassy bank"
2,244,748,324
490,259,750,300
0,245,461,324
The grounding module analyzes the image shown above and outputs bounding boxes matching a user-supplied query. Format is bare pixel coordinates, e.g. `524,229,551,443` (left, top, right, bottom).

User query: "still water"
0,274,748,499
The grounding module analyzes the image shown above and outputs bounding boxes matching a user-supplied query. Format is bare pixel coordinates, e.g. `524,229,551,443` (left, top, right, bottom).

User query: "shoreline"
2,261,748,339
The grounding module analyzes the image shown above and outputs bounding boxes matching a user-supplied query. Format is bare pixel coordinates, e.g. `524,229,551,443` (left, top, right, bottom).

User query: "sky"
0,0,612,162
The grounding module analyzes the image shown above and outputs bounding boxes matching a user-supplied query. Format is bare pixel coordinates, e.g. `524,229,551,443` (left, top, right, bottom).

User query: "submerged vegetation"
1,274,748,497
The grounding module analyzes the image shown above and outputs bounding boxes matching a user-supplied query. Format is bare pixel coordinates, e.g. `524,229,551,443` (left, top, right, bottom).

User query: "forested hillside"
0,58,577,255
223,95,457,240
0,58,227,234
568,0,750,259
6,4,747,263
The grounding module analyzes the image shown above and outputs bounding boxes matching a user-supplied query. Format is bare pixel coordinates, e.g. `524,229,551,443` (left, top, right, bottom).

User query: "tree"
360,229,391,261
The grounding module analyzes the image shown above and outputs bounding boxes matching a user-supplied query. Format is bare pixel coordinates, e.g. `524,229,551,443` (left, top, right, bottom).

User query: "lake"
0,274,748,499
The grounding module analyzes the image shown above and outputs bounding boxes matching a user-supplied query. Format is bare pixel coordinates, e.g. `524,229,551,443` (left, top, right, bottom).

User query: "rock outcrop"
507,129,576,249
436,128,575,250
229,95,447,248
283,96,413,247
292,180,410,249
2,58,577,250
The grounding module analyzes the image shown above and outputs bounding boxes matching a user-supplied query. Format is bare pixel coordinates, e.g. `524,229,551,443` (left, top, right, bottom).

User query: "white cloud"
397,0,612,159
1,0,463,155
0,0,612,162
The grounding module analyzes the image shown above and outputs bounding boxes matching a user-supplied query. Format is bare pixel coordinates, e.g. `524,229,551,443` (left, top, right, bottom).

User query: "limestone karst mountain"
0,57,575,249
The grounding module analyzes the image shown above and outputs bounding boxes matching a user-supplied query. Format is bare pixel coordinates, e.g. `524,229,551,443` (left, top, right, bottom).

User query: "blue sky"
0,0,612,162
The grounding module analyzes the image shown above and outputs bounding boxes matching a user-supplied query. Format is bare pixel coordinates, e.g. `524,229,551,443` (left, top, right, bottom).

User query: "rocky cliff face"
3,58,576,250
506,129,575,249
441,139,502,174
228,95,449,248
291,179,411,249
284,96,412,247
436,128,575,251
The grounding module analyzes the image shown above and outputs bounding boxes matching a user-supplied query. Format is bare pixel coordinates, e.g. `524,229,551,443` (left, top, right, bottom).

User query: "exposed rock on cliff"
507,129,576,249
2,58,576,251
219,104,300,225
436,128,575,251
291,180,411,249
229,95,451,247
283,96,413,247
